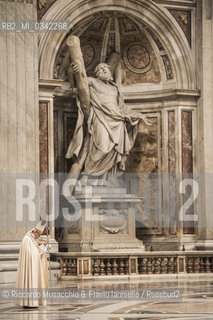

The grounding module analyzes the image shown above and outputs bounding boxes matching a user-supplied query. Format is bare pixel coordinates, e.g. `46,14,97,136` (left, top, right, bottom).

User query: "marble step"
0,254,19,261
0,243,20,253
0,261,60,272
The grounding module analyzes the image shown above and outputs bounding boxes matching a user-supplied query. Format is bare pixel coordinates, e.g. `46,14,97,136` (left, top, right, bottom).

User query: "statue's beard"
97,71,113,82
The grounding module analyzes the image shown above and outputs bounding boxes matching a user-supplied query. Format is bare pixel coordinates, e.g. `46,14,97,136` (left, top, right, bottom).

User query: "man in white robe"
15,221,49,308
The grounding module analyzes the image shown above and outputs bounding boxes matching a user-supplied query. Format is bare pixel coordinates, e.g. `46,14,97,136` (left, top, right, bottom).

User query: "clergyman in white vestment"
15,221,49,308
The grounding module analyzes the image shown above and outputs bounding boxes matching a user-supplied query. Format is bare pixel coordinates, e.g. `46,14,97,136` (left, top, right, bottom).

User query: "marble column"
195,0,213,249
0,0,39,241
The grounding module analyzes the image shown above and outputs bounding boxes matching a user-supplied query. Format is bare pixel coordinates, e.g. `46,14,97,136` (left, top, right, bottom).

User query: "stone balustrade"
51,252,213,279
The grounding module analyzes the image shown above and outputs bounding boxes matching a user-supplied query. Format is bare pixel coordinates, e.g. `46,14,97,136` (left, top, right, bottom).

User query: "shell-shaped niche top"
54,12,173,86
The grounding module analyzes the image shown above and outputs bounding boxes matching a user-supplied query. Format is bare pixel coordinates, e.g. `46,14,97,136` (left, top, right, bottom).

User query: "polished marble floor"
1,279,213,320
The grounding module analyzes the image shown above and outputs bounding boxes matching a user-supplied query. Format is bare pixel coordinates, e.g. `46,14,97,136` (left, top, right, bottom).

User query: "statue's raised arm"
66,35,90,120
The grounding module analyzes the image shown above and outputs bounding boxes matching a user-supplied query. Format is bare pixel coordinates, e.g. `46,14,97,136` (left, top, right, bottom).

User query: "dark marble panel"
182,111,194,234
39,102,48,174
39,102,49,224
182,111,193,174
168,111,177,235
169,9,191,46
168,111,176,174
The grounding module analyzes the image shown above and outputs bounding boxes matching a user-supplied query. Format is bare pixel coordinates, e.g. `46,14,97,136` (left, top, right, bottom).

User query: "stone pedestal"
61,187,145,252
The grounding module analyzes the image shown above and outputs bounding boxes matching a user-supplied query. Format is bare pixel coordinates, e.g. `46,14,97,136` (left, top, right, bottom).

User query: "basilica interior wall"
1,0,213,251
195,0,213,248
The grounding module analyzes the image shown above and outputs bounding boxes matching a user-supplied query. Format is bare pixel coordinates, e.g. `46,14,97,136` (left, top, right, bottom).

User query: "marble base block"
61,187,145,252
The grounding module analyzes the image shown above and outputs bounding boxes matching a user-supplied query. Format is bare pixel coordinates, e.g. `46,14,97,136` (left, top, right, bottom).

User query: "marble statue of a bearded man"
66,62,151,187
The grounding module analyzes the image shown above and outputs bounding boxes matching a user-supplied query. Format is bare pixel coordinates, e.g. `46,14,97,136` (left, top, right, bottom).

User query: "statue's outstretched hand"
141,114,152,126
69,62,80,74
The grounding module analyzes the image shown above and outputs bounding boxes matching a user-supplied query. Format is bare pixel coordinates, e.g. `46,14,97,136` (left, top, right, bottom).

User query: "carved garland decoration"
99,209,127,234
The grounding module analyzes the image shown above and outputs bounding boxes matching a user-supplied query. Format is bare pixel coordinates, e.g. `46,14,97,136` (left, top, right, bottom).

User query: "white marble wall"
0,0,39,241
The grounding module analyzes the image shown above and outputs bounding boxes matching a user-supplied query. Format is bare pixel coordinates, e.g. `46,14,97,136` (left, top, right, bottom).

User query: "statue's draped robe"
15,232,48,307
66,77,144,176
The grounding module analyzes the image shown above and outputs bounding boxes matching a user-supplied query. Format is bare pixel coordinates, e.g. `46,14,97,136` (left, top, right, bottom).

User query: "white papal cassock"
15,231,48,307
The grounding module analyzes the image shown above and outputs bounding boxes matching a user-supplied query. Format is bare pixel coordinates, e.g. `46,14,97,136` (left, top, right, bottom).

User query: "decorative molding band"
123,89,200,102
39,102,49,175
0,0,34,3
39,79,63,90
153,0,196,7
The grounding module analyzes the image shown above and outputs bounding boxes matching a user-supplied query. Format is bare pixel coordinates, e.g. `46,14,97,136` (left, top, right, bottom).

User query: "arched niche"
38,0,195,89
